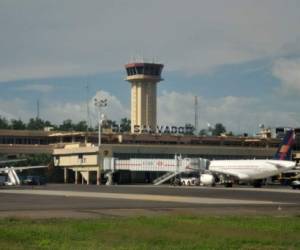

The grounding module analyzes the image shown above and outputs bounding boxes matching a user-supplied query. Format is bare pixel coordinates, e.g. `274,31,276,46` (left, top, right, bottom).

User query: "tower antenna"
86,83,92,131
194,96,198,135
36,99,40,119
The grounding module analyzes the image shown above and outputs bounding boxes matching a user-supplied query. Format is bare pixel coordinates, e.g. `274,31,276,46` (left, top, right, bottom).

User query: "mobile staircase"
153,171,180,185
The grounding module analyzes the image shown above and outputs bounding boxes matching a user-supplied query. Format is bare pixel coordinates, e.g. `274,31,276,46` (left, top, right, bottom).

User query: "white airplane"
0,160,47,186
200,130,296,187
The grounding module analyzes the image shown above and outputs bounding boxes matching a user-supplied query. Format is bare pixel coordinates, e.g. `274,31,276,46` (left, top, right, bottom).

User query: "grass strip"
0,215,299,250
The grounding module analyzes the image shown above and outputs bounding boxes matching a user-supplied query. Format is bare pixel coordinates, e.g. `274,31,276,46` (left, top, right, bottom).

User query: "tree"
44,120,53,127
101,120,117,129
212,123,226,136
227,131,234,136
199,129,208,136
58,119,74,131
120,118,131,132
10,119,26,130
74,121,88,131
27,118,46,130
0,116,10,129
184,123,195,135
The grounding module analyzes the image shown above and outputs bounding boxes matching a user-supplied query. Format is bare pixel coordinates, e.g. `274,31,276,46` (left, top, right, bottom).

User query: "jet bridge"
103,157,209,185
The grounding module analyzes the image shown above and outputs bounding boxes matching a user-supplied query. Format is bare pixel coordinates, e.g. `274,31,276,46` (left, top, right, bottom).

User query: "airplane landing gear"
252,179,263,188
224,182,233,187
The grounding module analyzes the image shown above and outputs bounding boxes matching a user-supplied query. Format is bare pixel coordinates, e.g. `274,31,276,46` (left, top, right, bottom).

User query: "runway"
0,184,299,218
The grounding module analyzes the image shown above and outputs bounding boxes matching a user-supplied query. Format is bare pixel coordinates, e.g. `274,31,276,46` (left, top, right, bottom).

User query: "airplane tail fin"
274,129,295,160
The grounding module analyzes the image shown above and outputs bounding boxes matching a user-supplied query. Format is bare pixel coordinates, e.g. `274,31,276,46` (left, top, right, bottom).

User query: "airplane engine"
200,174,215,186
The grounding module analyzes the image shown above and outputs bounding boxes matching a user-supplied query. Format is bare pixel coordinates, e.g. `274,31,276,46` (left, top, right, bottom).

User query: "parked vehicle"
22,176,46,185
290,180,300,189
0,176,6,186
180,177,199,186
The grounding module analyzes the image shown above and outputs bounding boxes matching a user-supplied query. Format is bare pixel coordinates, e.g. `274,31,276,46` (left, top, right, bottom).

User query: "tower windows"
126,64,163,77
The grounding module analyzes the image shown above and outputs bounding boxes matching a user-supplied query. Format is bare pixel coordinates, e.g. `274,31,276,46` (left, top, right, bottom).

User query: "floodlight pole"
94,98,108,185
94,98,107,147
98,113,101,147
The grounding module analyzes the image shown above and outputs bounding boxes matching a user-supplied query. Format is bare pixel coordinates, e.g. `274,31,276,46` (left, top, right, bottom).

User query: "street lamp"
94,97,107,186
207,123,213,136
94,98,108,147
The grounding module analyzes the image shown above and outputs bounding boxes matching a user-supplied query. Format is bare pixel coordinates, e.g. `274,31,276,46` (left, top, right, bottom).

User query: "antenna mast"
194,96,198,134
36,99,40,119
86,83,92,130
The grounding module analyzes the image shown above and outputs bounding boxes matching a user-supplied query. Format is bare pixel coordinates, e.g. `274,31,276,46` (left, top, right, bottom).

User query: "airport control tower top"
125,62,164,81
125,62,164,133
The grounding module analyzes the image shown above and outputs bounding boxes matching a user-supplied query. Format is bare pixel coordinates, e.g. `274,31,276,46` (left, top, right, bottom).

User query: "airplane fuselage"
209,159,295,180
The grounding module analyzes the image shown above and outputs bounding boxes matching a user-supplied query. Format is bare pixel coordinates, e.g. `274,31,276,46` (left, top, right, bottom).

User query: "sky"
1,0,300,134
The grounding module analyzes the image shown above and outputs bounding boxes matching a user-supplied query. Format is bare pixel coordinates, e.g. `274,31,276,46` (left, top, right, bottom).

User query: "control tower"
125,62,164,133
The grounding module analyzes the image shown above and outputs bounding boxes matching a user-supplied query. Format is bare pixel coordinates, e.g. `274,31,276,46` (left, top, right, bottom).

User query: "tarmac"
0,184,299,218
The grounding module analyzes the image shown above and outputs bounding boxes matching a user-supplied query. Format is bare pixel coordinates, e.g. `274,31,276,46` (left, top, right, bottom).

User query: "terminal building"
1,62,300,184
0,127,300,184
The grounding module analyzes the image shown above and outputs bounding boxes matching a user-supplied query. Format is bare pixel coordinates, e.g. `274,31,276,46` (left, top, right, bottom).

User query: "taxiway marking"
0,189,293,205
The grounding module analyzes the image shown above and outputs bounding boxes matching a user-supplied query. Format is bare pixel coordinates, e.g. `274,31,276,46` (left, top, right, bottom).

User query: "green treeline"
0,116,231,136
0,116,131,132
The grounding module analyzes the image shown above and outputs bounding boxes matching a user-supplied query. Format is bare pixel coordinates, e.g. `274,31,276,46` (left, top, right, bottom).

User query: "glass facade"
126,64,163,77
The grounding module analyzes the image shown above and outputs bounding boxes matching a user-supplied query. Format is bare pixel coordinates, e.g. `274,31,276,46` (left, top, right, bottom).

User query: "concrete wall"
54,154,98,167
0,144,53,155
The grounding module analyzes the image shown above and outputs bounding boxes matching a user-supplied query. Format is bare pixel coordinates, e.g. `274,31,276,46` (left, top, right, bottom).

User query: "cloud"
158,92,259,132
1,88,299,133
38,90,129,125
0,89,129,126
0,98,32,120
0,65,83,83
272,58,300,93
0,0,300,81
158,91,300,134
90,90,130,124
17,83,54,93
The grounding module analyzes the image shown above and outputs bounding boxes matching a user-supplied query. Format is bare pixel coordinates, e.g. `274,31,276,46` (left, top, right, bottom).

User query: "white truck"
180,177,199,186
180,174,216,186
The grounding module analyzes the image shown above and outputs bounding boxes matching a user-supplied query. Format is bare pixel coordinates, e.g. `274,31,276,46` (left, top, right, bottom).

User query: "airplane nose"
287,162,296,169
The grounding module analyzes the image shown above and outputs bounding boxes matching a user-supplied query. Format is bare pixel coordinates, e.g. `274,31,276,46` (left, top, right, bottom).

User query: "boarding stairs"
80,172,89,183
104,170,114,185
153,171,181,185
7,168,21,185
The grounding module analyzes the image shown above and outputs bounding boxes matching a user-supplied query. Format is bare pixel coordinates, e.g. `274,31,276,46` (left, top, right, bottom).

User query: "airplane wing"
0,166,48,173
